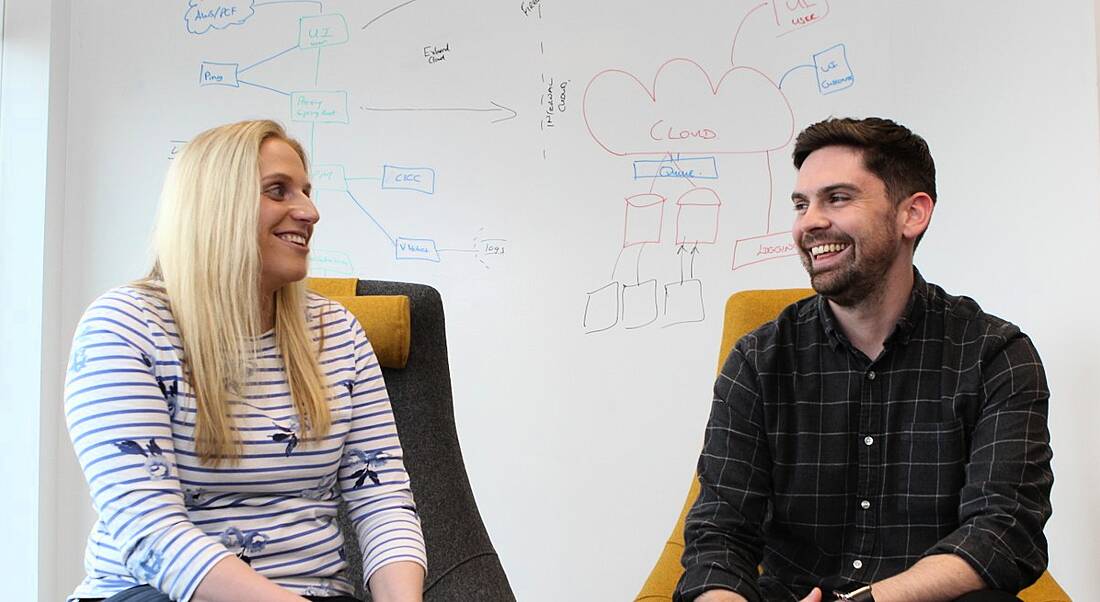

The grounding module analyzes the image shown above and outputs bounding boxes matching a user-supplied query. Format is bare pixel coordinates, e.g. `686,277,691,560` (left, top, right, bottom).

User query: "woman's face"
257,137,318,298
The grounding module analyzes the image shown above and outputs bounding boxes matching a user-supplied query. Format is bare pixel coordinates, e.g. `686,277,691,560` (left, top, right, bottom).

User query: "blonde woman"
65,120,426,602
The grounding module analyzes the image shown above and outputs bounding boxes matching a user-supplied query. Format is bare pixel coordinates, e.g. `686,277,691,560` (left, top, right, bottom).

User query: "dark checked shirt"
675,271,1053,602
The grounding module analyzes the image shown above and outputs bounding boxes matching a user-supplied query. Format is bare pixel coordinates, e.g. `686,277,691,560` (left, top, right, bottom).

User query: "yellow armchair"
636,289,1069,602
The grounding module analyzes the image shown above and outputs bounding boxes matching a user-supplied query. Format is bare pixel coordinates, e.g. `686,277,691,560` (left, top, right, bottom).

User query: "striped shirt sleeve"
64,291,233,601
336,309,427,588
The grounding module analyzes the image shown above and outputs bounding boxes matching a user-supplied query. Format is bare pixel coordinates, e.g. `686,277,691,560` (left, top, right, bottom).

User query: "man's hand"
799,587,825,602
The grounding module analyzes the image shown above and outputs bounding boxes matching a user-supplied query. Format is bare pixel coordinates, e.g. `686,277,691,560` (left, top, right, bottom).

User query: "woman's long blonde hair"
141,119,330,464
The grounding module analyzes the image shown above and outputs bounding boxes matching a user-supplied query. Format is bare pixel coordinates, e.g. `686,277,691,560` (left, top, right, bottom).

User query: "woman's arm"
65,290,304,600
192,556,309,602
336,306,427,597
367,560,426,602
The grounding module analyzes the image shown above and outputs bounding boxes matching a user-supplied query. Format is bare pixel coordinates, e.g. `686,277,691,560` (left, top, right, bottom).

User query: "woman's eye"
265,185,285,199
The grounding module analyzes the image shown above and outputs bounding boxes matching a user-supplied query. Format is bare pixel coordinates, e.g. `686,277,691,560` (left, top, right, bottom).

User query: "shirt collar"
815,267,929,353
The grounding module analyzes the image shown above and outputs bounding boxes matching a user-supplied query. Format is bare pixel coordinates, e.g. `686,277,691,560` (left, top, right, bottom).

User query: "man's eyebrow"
820,182,861,195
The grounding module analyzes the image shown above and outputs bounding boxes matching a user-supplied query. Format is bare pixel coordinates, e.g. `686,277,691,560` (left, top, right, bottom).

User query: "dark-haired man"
675,118,1052,602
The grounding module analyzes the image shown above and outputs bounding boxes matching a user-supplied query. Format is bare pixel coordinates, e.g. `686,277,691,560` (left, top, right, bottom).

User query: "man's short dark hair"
792,117,937,206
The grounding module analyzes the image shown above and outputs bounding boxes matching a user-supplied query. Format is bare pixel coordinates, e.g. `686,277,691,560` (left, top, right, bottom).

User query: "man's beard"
800,221,901,307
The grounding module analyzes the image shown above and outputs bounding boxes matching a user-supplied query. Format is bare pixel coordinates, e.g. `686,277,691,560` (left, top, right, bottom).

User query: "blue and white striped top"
65,285,426,601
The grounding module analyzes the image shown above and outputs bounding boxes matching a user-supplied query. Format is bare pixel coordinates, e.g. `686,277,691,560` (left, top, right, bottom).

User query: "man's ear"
899,192,934,242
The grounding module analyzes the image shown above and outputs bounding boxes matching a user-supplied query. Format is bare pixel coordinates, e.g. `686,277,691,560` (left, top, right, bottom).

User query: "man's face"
791,146,905,306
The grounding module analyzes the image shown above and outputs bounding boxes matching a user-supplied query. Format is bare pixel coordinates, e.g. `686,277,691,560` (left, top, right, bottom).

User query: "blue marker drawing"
344,190,394,244
298,14,349,49
633,157,718,180
185,0,255,34
778,63,815,89
239,80,290,96
255,0,323,11
291,91,349,123
309,249,355,276
813,44,855,95
199,62,240,87
238,45,298,75
381,165,435,194
312,164,348,191
395,237,441,262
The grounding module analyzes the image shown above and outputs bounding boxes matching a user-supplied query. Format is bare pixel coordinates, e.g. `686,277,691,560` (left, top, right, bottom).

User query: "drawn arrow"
690,244,700,278
360,101,518,124
677,244,687,283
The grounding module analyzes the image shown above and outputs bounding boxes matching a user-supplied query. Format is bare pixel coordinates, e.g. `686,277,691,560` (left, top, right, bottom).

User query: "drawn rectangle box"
675,188,722,245
199,61,239,87
290,90,349,123
732,231,798,271
583,281,619,333
772,0,830,37
632,157,718,180
298,14,349,49
813,44,854,95
622,279,658,329
623,194,665,247
664,279,704,324
309,250,355,276
395,237,440,262
382,165,435,194
312,164,348,191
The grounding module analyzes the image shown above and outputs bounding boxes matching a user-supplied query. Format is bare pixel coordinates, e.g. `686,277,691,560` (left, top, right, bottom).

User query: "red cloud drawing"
583,58,795,156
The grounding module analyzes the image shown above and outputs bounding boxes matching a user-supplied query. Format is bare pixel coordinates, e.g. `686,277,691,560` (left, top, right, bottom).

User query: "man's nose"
798,200,829,231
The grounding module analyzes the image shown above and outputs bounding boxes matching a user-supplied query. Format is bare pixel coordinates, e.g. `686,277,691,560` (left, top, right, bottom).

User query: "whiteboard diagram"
580,0,857,333
186,0,511,272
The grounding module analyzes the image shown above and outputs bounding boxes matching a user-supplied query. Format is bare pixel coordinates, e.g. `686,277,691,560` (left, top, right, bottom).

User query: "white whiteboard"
58,1,1100,599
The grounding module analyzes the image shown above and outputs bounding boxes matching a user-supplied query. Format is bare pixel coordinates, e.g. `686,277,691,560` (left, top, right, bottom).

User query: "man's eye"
829,194,849,203
792,201,808,212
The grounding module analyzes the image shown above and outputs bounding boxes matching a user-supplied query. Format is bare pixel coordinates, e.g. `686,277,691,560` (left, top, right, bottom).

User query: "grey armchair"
310,278,516,602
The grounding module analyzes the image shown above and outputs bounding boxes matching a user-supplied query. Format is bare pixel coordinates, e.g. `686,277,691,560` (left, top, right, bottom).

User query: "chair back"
311,278,516,601
636,288,812,601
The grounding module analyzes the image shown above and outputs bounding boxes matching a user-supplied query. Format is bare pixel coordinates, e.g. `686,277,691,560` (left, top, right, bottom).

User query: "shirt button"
864,436,874,446
853,559,863,569
861,500,871,510
866,370,876,380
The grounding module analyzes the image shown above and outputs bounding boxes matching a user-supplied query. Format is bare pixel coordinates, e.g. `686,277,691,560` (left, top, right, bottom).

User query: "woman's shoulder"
84,282,170,317
305,291,360,329
74,282,175,350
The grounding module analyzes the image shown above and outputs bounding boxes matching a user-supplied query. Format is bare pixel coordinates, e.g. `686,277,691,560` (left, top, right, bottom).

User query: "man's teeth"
278,233,307,246
810,243,847,257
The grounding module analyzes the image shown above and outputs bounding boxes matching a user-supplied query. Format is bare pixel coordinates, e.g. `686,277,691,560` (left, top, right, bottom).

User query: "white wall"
0,0,69,597
8,0,1100,599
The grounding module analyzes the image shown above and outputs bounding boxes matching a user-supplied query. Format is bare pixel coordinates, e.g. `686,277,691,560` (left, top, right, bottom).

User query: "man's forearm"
868,554,985,602
697,589,749,602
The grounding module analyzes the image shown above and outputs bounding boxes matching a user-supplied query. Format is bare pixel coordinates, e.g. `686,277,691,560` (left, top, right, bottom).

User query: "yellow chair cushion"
307,277,359,298
306,278,411,369
635,288,1068,602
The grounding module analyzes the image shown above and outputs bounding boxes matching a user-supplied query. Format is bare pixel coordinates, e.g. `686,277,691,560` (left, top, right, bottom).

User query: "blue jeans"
81,584,361,602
